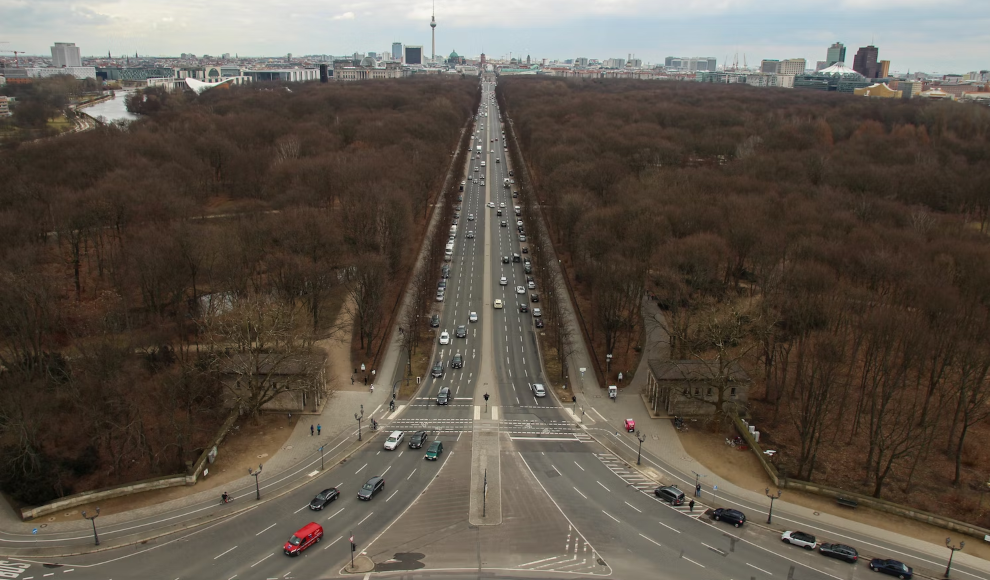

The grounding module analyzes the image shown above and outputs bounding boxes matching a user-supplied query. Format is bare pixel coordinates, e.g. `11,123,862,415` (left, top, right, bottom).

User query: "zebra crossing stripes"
515,525,604,575
592,453,706,519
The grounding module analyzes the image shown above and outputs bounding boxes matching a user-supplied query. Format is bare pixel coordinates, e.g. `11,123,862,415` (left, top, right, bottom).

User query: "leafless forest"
0,78,478,505
498,77,990,524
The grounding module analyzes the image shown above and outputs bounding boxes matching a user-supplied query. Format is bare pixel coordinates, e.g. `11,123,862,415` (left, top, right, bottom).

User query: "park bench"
836,496,858,508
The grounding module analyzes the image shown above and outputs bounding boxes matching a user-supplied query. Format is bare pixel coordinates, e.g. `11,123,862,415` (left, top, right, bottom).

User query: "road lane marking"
601,510,620,523
624,501,642,513
355,463,368,474
703,543,726,555
356,512,374,526
572,487,587,499
214,546,237,559
382,465,391,476
407,468,417,480
683,555,706,568
597,481,610,492
256,523,277,535
657,520,681,533
386,490,399,502
327,507,345,520
324,535,342,550
746,563,770,574
549,464,561,476
250,553,273,567
638,533,662,548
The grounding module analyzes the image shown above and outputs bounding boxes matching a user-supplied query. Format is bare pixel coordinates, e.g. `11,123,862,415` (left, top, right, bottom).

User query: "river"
82,91,139,123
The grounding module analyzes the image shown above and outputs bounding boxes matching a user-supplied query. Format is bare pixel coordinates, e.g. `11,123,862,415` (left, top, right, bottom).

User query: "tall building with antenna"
430,2,437,62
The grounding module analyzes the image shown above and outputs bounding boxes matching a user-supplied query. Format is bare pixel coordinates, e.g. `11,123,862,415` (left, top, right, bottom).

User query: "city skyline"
3,0,988,73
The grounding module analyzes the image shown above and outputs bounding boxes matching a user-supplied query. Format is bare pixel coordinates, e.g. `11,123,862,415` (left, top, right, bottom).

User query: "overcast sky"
3,0,988,73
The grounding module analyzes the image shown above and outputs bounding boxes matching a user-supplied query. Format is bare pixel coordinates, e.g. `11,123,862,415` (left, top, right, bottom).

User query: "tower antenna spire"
430,0,437,62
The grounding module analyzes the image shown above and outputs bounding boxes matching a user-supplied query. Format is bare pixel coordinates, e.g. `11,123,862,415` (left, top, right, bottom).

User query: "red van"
284,522,323,556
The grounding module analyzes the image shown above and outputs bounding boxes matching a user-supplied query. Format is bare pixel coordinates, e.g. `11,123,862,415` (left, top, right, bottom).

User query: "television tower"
430,1,437,61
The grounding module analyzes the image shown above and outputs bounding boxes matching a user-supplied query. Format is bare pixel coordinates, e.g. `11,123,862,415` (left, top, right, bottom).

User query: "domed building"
794,62,871,93
448,50,465,65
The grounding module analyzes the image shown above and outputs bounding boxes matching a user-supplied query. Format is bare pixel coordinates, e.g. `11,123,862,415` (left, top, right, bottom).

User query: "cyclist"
221,491,229,504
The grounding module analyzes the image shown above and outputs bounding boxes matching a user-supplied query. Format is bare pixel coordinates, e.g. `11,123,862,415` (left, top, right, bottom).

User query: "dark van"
284,522,323,555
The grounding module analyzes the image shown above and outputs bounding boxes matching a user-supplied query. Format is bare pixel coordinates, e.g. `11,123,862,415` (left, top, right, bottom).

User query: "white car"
500,276,508,285
499,202,506,208
516,286,525,294
488,202,495,208
469,312,478,323
532,308,542,317
493,299,503,309
528,280,536,289
384,431,404,450
516,220,523,227
467,214,474,221
781,531,818,550
530,383,546,397
439,331,450,345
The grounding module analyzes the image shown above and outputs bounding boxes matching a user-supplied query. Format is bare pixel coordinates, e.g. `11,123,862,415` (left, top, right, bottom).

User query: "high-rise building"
665,56,717,71
404,45,423,65
392,42,403,61
852,45,880,79
51,42,82,67
575,57,589,67
780,58,806,75
430,5,437,61
878,60,890,78
761,59,781,73
826,42,846,66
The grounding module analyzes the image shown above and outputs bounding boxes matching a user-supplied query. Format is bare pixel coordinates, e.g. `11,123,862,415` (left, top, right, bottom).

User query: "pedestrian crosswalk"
514,524,607,575
593,453,706,519
383,417,593,442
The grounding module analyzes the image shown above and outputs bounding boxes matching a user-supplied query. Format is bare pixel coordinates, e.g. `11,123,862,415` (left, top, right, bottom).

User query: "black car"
431,361,444,378
430,314,440,327
502,255,510,264
522,247,528,253
530,293,539,303
869,559,912,579
654,486,685,505
712,508,746,527
407,431,429,449
309,487,340,510
535,318,544,328
450,353,464,369
357,476,384,500
438,279,446,289
519,303,529,313
819,543,859,563
524,265,532,274
500,220,507,227
456,325,467,338
437,387,451,405
441,266,450,279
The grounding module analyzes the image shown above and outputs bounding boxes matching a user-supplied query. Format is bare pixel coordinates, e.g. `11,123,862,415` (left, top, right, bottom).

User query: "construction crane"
1,50,25,66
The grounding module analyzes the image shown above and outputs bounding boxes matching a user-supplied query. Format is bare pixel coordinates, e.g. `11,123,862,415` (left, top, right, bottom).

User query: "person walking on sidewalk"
689,499,695,512
317,424,321,436
370,383,375,393
310,425,314,436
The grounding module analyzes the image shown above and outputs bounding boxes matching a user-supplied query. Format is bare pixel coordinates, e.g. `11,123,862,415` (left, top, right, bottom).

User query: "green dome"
449,50,460,59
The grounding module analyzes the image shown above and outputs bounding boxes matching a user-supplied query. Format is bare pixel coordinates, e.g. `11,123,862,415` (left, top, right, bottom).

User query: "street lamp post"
319,445,325,471
636,431,647,465
248,464,263,500
765,487,782,524
606,353,612,377
945,537,965,578
355,405,364,441
81,507,100,546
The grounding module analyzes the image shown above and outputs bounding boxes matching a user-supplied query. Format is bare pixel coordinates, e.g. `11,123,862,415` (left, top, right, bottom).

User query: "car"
500,202,506,208
522,246,528,253
532,307,542,317
441,265,450,278
781,531,818,550
513,192,518,198
425,440,444,460
488,202,495,208
439,331,450,344
468,214,475,221
512,253,521,262
357,476,384,500
469,311,478,323
528,280,536,289
516,220,523,227
309,488,340,510
456,325,467,338
431,361,444,378
430,314,440,327
509,170,514,176
480,180,485,187
516,286,525,294
491,149,494,153
654,486,685,505
711,508,746,527
523,257,531,265
466,231,475,239
450,353,464,368
453,213,459,219
494,299,503,309
524,264,532,274
530,383,546,397
438,279,446,289
519,235,527,242
869,559,913,579
500,220,507,227
531,293,539,303
818,543,859,563
384,431,404,450
437,387,451,405
408,431,429,449
502,255,510,264
500,276,507,285
535,318,544,328
436,290,445,302
284,522,323,555
519,303,529,313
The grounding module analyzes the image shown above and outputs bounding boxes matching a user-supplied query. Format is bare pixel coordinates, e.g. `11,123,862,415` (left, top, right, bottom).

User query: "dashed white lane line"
683,555,706,568
250,553,273,567
324,535,343,550
574,461,584,471
746,562,770,574
638,533,662,548
407,468,417,480
601,510,620,523
326,507,345,521
356,512,374,526
657,520,681,533
572,486,587,499
597,481,610,492
214,545,237,559
355,463,368,474
624,501,642,513
703,542,726,555
386,490,399,502
256,523,277,535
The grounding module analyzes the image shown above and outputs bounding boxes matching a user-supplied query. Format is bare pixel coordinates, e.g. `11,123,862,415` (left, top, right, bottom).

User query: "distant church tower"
430,2,437,62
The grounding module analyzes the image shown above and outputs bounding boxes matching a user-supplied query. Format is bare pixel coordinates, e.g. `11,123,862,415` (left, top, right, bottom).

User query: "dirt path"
314,293,367,394
677,426,990,560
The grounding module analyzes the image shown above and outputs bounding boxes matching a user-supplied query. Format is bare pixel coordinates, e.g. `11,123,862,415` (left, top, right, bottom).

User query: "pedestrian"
288,412,292,422
317,424,321,435
351,375,354,385
364,376,368,386
695,483,702,498
310,424,314,436
689,499,695,512
370,383,375,394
